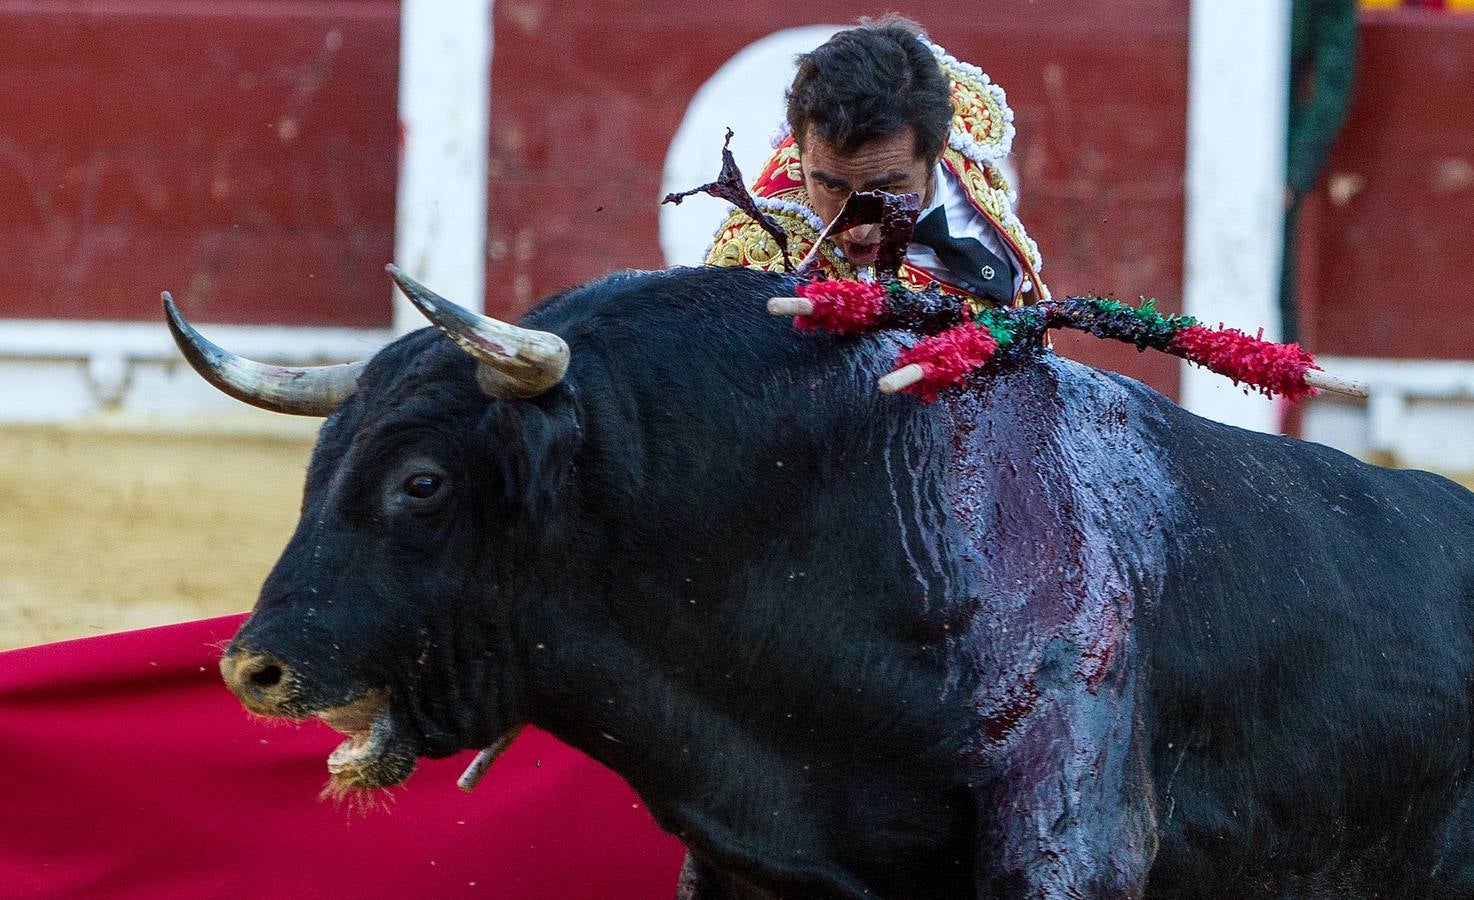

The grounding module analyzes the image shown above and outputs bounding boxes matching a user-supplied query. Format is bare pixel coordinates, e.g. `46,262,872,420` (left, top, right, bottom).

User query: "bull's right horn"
163,293,365,417
387,264,568,399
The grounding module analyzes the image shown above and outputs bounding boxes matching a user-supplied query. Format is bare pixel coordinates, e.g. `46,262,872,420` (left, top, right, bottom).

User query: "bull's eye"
403,473,443,499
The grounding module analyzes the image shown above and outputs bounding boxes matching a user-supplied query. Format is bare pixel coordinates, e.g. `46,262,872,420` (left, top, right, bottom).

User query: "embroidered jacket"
705,41,1049,309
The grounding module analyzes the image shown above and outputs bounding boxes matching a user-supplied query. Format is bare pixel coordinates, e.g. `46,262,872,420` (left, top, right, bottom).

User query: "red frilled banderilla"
768,279,1369,405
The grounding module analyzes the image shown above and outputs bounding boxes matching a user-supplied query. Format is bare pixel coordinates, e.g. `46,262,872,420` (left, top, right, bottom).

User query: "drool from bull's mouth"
313,693,419,799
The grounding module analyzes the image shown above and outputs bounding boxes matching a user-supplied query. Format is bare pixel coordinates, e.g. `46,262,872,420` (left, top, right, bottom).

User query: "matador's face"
799,125,936,269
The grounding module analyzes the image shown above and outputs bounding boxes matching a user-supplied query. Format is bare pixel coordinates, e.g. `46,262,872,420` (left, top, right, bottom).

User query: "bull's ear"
480,395,581,518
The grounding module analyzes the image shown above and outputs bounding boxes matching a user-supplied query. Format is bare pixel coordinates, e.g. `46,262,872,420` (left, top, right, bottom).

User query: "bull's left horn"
387,264,569,399
163,293,365,417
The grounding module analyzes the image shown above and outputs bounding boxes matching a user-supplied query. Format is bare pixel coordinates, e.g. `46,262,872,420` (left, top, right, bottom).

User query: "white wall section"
1182,0,1292,433
393,0,494,328
661,25,843,267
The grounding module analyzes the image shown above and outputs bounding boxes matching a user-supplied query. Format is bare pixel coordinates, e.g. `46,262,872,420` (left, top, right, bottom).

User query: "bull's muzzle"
219,649,299,716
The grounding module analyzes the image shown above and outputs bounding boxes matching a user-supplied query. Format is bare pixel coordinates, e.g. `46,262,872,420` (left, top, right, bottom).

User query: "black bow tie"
911,207,1016,304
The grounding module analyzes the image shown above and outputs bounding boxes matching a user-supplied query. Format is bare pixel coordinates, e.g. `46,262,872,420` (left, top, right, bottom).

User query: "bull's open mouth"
315,691,419,798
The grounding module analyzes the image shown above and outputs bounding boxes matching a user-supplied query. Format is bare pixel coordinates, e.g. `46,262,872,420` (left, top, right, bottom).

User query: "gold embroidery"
942,148,1045,290
775,140,803,183
945,150,1009,222
705,189,855,278
983,163,1011,198
936,58,1009,157
898,264,943,296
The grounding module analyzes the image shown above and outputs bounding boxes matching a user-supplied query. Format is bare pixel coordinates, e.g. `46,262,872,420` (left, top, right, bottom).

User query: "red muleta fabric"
0,615,684,899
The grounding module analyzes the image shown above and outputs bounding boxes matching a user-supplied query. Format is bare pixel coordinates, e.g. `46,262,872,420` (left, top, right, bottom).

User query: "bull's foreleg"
962,597,1158,898
675,853,725,900
675,852,786,900
977,672,1155,896
939,366,1167,895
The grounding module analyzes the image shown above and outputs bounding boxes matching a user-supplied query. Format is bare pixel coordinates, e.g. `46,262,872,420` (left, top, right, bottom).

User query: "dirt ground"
3,425,1473,653
0,426,313,651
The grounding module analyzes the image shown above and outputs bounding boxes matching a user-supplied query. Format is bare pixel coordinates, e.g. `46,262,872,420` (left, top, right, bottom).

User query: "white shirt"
904,163,1025,298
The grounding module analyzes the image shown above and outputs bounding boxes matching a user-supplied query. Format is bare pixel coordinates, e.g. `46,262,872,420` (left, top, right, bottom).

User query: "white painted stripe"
1302,357,1474,471
1314,356,1474,399
392,0,493,328
0,320,390,363
660,25,844,267
1181,0,1291,433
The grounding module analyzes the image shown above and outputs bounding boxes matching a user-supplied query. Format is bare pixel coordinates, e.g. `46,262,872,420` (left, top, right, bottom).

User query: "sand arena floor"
0,426,313,651
3,424,1472,653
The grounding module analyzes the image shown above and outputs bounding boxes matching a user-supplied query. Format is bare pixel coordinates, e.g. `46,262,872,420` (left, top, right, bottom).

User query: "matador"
706,18,1049,310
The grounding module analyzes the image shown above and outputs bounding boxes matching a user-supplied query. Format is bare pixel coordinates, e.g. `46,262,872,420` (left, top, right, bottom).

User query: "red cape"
0,615,684,897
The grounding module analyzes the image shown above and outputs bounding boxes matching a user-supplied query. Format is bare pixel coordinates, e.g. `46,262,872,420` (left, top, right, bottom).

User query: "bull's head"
172,265,987,895
171,267,576,795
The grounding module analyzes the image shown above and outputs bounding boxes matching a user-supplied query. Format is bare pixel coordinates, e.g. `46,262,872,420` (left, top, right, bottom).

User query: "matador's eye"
403,473,442,499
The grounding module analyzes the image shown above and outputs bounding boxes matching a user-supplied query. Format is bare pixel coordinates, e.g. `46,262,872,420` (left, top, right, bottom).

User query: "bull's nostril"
249,664,284,688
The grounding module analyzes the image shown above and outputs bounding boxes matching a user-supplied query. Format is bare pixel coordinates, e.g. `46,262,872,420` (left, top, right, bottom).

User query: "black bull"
199,266,1474,898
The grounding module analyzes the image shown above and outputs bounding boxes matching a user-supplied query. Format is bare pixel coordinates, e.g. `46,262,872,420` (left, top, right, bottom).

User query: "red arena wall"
1305,11,1474,359
0,1,401,328
486,0,1191,395
0,2,1469,399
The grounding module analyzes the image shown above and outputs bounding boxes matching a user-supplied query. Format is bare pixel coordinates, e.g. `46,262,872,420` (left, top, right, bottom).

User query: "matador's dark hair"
785,15,954,161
